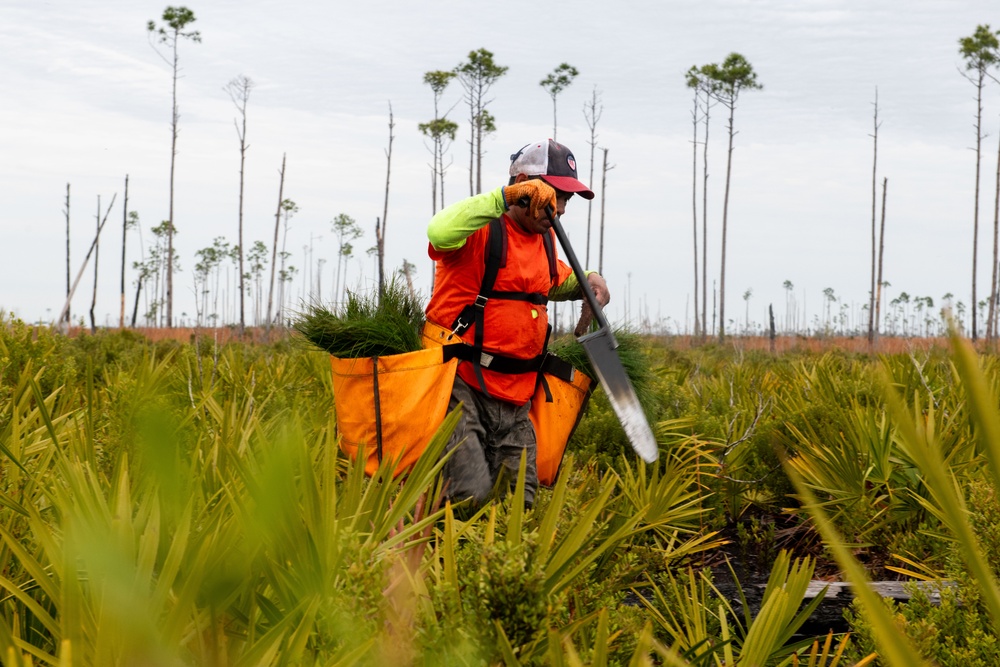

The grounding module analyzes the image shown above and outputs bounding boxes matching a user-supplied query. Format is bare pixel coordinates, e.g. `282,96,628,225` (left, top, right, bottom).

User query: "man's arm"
428,181,559,251
549,270,610,306
427,188,506,251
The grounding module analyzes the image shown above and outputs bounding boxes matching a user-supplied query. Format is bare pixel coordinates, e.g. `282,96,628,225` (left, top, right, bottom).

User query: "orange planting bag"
331,346,458,478
530,370,593,487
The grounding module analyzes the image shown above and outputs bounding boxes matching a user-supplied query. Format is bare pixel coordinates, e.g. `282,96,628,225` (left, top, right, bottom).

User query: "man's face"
511,175,574,234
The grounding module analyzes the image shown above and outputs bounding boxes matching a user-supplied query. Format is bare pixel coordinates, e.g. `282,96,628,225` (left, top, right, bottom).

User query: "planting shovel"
548,209,659,463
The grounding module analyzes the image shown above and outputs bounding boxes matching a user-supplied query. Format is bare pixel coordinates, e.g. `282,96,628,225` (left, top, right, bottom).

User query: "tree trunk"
769,304,776,355
691,90,700,337
718,102,736,343
875,178,888,346
59,194,115,327
986,120,1000,343
430,164,437,216
131,274,143,328
586,126,596,266
402,260,416,300
91,196,100,334
120,175,129,329
475,112,483,196
701,99,711,340
552,95,558,141
64,183,71,328
972,74,984,341
992,119,1000,344
378,103,395,300
166,31,179,329
468,96,475,197
267,154,286,332
238,122,249,334
599,148,609,275
278,215,291,325
868,90,879,347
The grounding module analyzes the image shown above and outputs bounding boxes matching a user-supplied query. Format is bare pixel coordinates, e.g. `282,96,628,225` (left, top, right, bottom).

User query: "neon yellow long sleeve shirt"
427,187,592,301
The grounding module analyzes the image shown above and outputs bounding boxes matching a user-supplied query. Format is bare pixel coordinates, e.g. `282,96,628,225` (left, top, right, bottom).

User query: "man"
423,139,610,510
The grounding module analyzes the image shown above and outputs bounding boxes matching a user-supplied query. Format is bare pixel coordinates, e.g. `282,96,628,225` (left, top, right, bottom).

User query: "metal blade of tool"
547,208,659,463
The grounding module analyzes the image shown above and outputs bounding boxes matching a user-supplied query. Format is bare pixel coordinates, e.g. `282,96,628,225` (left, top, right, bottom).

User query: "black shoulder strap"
450,218,555,397
543,229,558,286
468,218,505,396
483,217,507,294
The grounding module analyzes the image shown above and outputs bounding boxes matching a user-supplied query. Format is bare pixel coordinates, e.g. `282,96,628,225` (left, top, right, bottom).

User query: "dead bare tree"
583,87,602,269
992,121,1000,342
90,196,102,333
266,153,287,331
685,67,718,340
59,193,116,331
399,259,417,300
270,199,297,326
226,74,254,333
90,196,117,332
375,102,395,300
686,70,701,337
868,90,881,347
64,183,71,326
875,177,888,341
598,147,615,275
120,175,131,328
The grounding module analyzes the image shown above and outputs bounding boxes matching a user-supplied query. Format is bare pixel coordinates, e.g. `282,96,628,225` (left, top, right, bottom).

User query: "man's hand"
503,180,557,223
587,272,610,307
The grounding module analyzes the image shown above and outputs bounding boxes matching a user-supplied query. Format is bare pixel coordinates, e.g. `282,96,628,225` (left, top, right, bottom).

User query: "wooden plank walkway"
792,580,956,603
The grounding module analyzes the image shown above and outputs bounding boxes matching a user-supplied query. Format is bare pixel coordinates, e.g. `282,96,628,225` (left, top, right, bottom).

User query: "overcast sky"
3,0,999,333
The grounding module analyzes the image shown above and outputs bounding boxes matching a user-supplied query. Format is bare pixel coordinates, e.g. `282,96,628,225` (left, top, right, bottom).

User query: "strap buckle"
451,316,469,337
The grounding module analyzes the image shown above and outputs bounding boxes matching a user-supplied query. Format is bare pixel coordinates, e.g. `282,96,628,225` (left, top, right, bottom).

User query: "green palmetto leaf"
592,607,610,666
783,459,931,667
636,567,720,662
536,455,572,563
740,551,828,665
547,628,571,667
883,392,1000,621
495,621,522,666
779,631,861,667
507,450,528,548
0,520,60,637
442,502,459,599
615,458,724,559
232,598,310,667
543,475,637,596
951,332,1000,500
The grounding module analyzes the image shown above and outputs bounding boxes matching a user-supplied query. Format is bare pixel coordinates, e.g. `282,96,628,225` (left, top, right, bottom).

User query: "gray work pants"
442,376,538,510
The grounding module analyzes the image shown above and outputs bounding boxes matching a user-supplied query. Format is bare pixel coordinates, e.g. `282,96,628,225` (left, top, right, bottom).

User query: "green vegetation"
10,316,1000,663
294,280,425,358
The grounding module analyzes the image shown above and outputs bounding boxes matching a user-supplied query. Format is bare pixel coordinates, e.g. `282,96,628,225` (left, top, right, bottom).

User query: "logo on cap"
567,155,576,171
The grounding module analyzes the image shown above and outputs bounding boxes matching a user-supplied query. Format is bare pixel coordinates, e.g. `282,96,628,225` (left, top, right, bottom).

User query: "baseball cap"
509,139,595,200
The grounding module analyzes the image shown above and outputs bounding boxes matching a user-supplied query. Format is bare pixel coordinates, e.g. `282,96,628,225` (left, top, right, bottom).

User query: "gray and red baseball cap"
509,139,595,200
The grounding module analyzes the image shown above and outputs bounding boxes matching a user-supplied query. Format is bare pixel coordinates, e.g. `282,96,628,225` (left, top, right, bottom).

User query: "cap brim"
541,175,595,200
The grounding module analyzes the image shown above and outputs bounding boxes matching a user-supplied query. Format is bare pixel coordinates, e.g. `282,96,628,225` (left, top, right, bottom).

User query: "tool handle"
546,205,616,346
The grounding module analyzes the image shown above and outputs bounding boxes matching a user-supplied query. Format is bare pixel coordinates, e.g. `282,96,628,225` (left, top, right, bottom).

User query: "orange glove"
502,179,557,221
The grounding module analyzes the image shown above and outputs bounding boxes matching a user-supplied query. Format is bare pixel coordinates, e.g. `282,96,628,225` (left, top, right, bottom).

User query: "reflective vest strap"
453,217,560,397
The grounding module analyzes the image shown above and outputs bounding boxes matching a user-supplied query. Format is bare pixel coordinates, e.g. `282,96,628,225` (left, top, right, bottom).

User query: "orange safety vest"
426,214,572,405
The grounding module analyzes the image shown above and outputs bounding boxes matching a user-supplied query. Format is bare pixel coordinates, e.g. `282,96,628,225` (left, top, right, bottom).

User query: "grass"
8,315,1000,664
